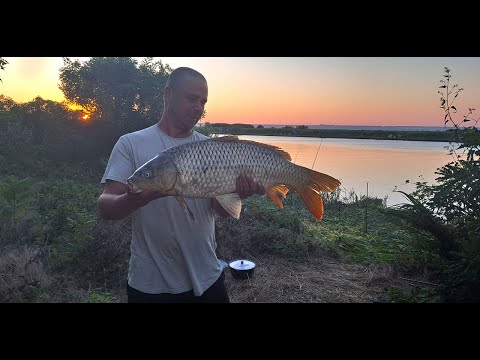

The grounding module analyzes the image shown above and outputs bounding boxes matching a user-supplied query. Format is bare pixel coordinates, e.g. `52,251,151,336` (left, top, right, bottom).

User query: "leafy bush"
389,67,480,302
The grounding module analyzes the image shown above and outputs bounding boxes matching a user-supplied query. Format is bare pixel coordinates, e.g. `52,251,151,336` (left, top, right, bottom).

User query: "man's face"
169,75,208,132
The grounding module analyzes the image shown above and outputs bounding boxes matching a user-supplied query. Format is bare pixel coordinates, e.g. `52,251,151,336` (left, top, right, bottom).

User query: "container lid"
229,259,255,270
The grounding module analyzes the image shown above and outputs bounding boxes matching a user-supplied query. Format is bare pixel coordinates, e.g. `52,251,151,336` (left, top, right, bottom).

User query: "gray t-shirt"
101,124,222,296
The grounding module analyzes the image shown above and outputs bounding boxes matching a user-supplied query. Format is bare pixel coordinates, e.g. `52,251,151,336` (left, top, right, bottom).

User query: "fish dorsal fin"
211,136,292,162
211,135,240,142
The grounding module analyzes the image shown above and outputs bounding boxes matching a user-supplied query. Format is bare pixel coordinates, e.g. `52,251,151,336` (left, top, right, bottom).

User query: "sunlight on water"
238,135,456,207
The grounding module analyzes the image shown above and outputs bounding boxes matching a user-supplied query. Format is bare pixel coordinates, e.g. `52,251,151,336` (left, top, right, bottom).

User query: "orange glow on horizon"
2,57,480,128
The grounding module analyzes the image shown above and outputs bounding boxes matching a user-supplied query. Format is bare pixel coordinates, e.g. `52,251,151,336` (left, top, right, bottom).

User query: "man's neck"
157,118,192,138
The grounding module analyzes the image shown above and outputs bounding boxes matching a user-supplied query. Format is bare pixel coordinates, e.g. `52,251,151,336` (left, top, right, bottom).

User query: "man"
97,66,265,303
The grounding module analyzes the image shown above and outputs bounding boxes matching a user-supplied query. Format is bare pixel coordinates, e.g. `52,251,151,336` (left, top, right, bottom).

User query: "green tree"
18,97,72,145
58,57,171,134
0,96,96,172
0,94,16,111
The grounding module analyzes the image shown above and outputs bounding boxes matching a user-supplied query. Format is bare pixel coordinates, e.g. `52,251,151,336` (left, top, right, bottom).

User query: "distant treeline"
199,123,461,142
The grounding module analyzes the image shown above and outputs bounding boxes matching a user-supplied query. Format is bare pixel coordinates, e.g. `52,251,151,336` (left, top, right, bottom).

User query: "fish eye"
144,171,151,178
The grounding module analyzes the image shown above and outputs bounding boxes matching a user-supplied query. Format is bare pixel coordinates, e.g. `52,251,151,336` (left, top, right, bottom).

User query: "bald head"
160,66,208,137
166,67,207,90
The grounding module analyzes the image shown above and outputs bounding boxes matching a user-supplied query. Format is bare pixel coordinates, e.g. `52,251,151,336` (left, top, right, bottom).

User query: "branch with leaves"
438,67,480,162
439,66,479,129
0,57,8,82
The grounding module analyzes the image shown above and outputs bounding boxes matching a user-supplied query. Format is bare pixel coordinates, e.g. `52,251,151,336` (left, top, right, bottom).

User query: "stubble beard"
177,114,200,132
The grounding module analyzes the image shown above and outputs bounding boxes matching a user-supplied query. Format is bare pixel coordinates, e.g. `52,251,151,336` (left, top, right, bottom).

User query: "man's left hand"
236,174,266,199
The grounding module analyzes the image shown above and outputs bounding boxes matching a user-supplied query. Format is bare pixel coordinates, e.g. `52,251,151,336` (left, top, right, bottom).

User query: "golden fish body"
127,136,341,221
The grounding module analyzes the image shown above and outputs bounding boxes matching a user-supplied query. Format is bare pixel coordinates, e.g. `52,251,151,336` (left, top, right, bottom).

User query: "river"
237,135,457,207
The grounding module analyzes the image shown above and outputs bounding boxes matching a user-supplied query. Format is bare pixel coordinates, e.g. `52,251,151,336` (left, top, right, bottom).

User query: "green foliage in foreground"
215,193,448,303
0,171,474,303
381,67,480,303
219,193,441,270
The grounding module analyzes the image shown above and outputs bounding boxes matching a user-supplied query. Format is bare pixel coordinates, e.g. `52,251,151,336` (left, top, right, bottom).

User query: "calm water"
237,135,456,207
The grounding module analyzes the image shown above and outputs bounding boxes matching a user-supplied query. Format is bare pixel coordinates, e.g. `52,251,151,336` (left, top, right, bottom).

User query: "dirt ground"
111,252,409,303
223,250,412,303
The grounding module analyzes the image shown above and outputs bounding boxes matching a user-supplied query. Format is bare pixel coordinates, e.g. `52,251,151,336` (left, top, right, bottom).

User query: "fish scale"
175,141,263,195
127,135,341,221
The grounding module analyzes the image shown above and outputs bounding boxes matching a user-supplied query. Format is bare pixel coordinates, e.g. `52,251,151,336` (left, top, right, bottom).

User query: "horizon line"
199,123,453,128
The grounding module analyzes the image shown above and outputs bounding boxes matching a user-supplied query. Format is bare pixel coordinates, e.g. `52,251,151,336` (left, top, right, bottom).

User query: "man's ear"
164,86,172,102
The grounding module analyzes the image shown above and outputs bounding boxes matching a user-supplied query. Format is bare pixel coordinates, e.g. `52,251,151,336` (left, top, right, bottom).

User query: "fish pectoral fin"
215,193,242,219
174,193,196,222
266,184,289,209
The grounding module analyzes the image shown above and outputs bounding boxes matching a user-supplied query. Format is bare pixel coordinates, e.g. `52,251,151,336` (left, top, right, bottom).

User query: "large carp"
127,135,341,221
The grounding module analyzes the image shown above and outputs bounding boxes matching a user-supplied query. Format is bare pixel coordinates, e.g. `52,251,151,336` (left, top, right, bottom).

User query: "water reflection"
238,135,456,207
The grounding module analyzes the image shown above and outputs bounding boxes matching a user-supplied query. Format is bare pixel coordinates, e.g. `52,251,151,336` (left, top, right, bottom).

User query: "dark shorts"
126,271,230,303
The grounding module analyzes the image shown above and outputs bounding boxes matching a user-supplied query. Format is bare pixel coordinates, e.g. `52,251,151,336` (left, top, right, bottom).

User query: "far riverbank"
196,123,463,142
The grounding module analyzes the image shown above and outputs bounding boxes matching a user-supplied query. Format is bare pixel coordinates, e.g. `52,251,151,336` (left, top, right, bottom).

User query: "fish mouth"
126,178,137,192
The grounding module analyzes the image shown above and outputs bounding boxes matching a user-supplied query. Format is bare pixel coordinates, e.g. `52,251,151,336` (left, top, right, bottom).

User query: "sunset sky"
1,57,480,127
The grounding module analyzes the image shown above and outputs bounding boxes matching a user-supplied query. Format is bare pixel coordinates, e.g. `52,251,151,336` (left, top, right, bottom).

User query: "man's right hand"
125,187,168,209
98,180,168,220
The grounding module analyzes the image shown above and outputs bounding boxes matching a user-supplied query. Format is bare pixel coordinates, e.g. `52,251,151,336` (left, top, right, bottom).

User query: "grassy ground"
216,195,442,303
0,183,442,303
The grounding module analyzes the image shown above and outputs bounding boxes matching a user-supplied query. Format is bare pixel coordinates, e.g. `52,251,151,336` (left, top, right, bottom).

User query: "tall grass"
0,174,446,303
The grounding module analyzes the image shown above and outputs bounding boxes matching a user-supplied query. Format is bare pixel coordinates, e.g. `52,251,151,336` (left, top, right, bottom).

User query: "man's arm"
98,180,167,220
212,175,266,218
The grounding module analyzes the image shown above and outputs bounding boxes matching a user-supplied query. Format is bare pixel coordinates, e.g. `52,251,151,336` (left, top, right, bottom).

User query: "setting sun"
65,101,94,122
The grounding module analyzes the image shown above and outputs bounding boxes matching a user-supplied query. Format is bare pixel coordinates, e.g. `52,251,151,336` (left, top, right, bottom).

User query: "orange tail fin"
296,169,341,221
298,187,325,220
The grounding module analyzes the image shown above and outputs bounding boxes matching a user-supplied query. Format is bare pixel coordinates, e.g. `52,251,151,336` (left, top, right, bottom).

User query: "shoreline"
196,125,463,142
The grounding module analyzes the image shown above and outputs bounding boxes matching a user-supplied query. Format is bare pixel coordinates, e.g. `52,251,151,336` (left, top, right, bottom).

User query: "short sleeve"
100,136,135,185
